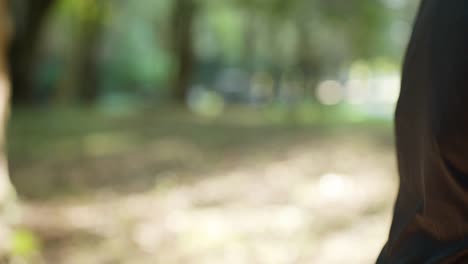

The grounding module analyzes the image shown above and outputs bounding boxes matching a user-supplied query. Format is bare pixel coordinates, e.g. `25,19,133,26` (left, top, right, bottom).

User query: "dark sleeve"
429,1,468,173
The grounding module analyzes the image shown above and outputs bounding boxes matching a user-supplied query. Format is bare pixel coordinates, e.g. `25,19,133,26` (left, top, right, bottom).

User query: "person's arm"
430,1,468,174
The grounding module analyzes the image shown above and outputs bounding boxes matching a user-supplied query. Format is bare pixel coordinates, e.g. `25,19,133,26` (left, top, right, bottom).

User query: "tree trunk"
243,12,256,73
54,6,102,105
170,0,196,103
296,21,320,98
78,19,102,104
0,0,17,258
9,0,55,105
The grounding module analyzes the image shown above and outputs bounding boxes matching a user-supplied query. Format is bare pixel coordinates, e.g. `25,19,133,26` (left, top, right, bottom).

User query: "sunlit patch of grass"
82,132,136,157
11,228,41,259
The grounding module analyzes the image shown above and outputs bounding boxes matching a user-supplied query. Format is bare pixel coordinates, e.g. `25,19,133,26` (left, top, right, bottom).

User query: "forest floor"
7,105,397,264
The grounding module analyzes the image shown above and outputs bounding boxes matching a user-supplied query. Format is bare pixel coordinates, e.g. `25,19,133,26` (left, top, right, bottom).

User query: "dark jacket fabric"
378,0,468,263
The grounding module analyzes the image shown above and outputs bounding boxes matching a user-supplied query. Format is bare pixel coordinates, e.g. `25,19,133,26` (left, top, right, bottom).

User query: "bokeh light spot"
316,80,344,106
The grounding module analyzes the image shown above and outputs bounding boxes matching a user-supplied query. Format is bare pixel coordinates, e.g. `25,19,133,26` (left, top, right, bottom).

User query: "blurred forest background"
2,0,419,263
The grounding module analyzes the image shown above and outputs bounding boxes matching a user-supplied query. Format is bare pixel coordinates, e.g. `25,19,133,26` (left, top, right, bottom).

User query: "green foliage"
56,0,109,24
12,229,41,258
30,0,417,103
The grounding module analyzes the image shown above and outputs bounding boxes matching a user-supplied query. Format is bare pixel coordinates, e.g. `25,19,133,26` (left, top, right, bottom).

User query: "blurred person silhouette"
378,0,468,263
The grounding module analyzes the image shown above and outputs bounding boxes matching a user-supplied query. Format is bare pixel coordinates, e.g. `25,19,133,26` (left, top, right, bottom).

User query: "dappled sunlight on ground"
8,108,397,263
19,134,395,263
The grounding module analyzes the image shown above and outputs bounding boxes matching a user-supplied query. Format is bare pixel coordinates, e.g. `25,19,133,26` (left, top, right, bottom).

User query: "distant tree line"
6,0,417,106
